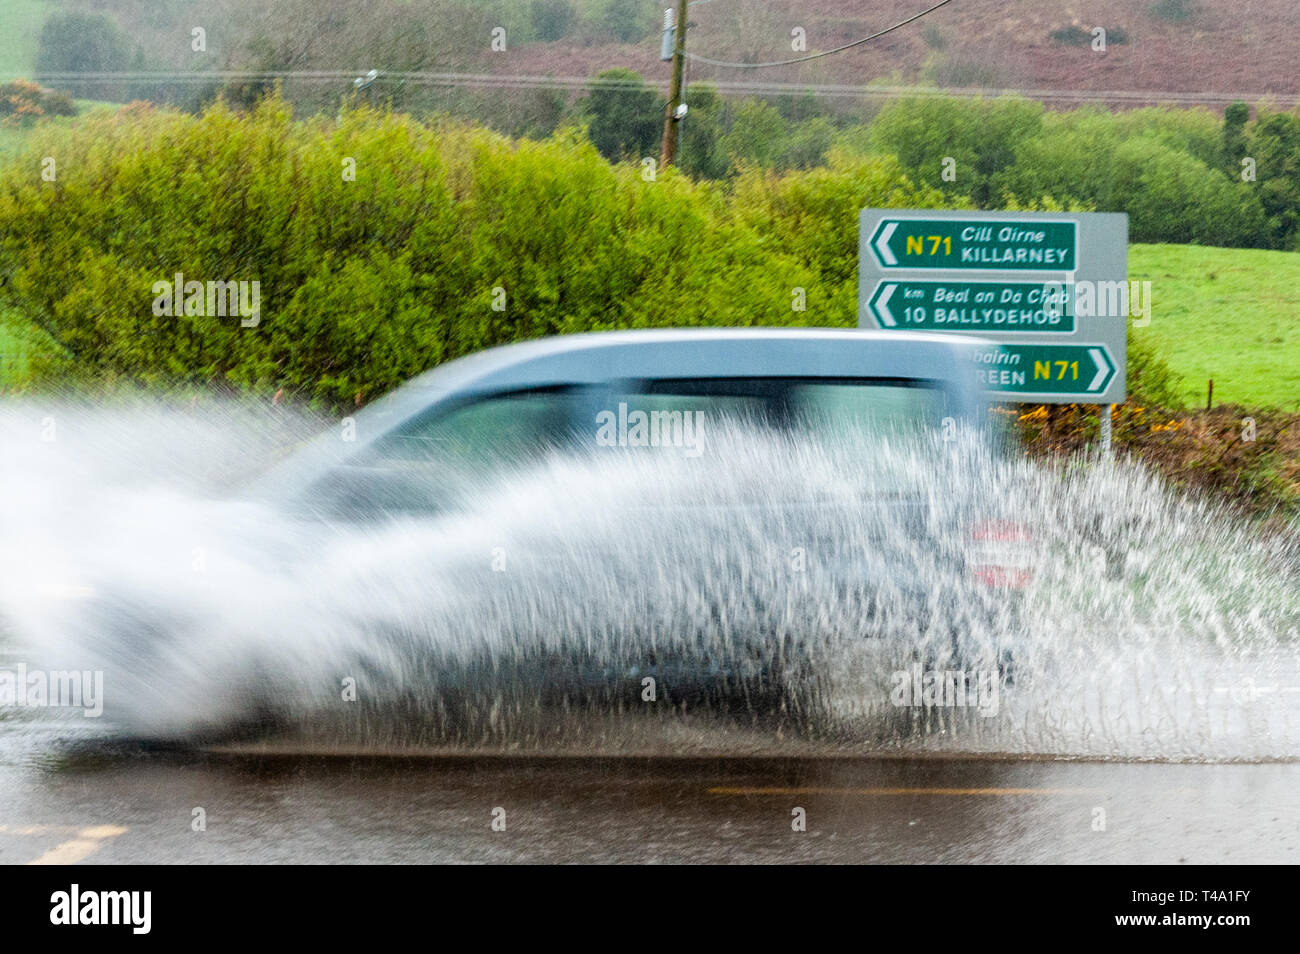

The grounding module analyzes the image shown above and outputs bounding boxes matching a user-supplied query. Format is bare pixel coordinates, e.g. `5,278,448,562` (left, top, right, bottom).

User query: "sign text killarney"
868,218,1077,271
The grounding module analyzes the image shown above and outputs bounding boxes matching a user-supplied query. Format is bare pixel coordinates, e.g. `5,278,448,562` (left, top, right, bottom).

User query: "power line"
685,0,955,69
27,71,1295,108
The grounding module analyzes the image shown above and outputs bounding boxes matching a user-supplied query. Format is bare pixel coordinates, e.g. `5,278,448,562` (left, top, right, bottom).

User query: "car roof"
386,326,990,410
249,328,993,500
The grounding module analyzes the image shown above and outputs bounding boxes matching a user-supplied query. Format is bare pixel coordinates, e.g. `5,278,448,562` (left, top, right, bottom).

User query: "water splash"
0,402,1296,760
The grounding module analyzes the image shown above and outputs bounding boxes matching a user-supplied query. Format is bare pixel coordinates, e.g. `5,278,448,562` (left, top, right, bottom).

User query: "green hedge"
0,99,950,408
870,97,1269,248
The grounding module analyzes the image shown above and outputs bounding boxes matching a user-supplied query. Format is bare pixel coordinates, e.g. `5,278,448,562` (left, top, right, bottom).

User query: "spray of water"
0,401,1296,760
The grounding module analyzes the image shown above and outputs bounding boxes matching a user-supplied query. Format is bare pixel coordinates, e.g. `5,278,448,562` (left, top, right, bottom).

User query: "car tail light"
969,519,1033,588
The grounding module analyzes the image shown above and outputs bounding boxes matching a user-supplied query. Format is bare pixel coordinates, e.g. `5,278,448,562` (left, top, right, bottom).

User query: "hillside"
497,0,1300,106
3,1,1299,107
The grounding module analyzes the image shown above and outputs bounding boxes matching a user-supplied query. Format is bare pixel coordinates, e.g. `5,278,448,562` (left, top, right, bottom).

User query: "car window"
309,387,588,518
625,377,949,438
366,388,584,470
787,381,948,441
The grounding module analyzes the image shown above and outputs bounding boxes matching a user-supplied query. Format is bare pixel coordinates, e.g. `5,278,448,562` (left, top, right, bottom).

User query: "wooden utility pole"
660,0,690,168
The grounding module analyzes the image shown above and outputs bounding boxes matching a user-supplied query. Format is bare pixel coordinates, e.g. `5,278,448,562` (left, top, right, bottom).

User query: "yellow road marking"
26,825,128,865
707,786,1096,797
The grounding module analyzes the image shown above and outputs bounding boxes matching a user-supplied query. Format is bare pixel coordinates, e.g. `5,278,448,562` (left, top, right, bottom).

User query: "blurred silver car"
240,328,1028,718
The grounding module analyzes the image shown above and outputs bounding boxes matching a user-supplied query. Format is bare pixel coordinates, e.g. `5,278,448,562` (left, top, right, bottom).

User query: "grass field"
1130,244,1300,411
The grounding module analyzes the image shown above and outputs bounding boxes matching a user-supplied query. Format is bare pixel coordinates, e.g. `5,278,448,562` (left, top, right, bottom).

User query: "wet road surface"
1,729,1296,863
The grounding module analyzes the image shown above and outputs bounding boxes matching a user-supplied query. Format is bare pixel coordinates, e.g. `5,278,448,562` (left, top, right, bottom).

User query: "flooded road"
1,405,1297,865
1,731,1297,864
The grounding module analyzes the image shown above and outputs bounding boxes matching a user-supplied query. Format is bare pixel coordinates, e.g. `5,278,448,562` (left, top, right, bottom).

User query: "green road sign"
974,344,1116,396
869,218,1077,271
866,280,1075,333
860,209,1128,404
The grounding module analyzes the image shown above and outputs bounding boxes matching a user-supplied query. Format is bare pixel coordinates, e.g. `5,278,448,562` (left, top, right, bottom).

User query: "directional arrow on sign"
1085,347,1110,392
873,222,900,267
871,281,898,326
